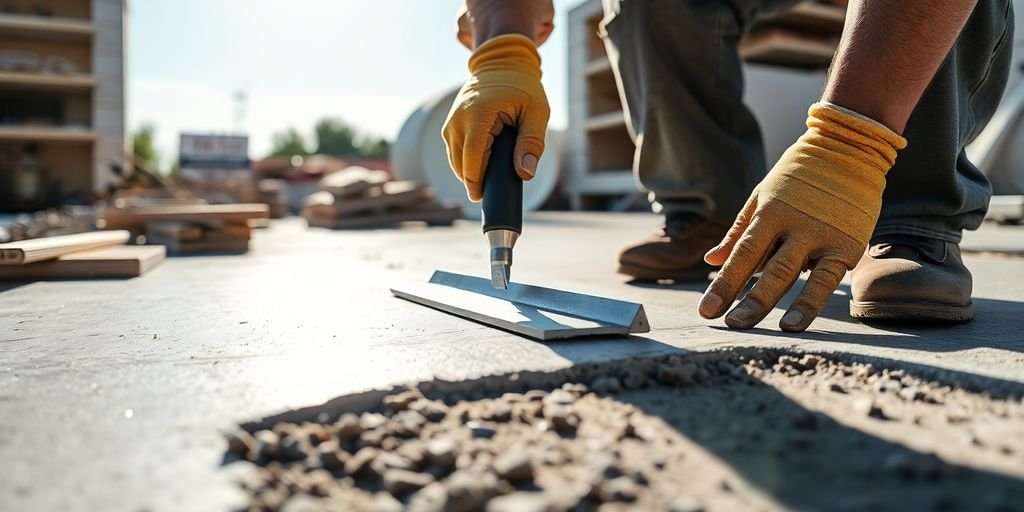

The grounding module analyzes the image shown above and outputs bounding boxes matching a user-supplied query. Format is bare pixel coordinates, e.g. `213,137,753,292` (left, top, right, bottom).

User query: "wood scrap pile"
302,167,461,229
257,179,289,219
0,230,165,280
100,204,270,255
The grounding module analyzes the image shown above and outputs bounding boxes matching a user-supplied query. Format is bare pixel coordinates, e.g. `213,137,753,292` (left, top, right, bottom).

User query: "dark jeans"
600,0,1015,242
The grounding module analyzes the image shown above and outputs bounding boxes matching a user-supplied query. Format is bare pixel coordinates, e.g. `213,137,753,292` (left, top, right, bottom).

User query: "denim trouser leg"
600,0,1015,241
598,0,801,225
874,0,1015,243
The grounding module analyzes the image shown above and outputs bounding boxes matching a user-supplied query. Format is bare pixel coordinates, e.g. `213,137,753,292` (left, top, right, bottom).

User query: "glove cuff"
806,102,908,173
469,34,542,78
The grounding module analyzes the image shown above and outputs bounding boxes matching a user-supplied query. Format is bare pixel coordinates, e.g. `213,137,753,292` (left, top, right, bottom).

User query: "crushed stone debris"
227,349,1024,512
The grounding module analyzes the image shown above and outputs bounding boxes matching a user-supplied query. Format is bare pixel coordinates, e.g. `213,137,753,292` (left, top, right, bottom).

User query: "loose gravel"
226,349,1024,512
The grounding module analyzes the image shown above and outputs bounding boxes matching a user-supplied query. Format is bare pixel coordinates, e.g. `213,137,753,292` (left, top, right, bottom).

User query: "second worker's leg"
851,0,1014,322
601,0,799,281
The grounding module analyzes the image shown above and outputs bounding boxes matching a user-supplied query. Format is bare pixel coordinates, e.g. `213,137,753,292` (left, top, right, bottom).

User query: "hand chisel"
481,126,523,290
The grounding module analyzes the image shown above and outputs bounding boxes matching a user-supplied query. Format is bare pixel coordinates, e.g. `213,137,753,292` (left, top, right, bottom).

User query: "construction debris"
100,204,269,255
0,206,101,243
303,167,461,229
227,349,1024,512
0,231,164,280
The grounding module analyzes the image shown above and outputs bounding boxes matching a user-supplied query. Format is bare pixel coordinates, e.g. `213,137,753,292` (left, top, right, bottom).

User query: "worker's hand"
699,103,907,332
443,34,550,202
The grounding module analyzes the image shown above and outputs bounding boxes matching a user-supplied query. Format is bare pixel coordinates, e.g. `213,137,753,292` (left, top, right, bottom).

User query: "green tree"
133,123,159,171
268,128,310,157
314,117,359,157
357,136,391,159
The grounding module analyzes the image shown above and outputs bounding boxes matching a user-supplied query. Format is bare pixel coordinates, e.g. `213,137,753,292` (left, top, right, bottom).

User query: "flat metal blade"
490,263,510,290
391,271,651,340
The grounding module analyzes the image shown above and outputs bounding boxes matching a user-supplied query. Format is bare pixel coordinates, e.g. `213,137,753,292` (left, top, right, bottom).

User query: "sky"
127,0,580,167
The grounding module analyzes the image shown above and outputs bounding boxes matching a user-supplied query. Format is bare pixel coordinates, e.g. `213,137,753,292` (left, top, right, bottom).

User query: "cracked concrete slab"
0,214,1022,511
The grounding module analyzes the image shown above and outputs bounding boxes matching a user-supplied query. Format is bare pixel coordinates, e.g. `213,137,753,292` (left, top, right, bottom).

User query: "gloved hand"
699,102,907,332
443,34,550,202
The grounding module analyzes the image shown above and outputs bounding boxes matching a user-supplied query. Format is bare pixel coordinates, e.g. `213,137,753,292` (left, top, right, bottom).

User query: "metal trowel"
391,126,649,341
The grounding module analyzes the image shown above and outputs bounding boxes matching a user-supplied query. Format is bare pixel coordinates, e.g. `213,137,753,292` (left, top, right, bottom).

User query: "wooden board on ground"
0,245,165,280
304,181,434,218
203,230,251,244
249,218,271,230
305,205,462,230
319,167,390,197
102,204,270,231
146,222,203,242
0,230,131,265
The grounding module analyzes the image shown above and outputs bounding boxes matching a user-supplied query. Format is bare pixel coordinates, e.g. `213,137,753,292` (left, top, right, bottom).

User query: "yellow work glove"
443,34,550,202
699,102,907,332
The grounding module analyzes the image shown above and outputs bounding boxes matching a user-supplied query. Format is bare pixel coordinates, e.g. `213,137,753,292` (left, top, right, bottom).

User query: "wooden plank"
740,30,837,68
304,181,434,219
0,230,130,265
101,204,270,230
305,205,462,230
585,110,627,132
756,1,846,34
0,245,165,280
146,222,203,242
319,167,390,197
248,218,271,229
0,126,96,143
203,230,250,244
0,13,95,41
0,71,96,91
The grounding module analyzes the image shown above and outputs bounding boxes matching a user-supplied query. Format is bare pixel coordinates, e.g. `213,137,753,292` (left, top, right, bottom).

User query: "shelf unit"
0,0,125,212
565,0,845,210
0,12,95,41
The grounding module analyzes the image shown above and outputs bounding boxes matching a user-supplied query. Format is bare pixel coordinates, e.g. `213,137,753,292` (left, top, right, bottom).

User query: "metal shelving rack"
0,0,125,210
565,0,846,210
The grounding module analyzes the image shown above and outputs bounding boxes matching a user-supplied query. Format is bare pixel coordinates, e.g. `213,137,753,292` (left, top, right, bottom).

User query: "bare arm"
457,0,555,49
823,0,978,133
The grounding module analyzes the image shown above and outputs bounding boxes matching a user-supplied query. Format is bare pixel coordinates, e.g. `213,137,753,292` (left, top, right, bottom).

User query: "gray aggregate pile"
226,349,1024,512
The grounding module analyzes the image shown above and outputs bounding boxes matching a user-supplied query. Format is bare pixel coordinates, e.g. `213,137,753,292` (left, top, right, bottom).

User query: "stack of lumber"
101,204,270,255
302,167,462,229
258,179,289,219
0,230,165,280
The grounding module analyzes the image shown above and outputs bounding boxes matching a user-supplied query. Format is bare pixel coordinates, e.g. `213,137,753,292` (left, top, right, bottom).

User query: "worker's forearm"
460,0,555,48
822,0,978,133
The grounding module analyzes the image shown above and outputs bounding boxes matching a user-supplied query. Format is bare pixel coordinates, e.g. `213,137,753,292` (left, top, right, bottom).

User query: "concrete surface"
1,213,1022,512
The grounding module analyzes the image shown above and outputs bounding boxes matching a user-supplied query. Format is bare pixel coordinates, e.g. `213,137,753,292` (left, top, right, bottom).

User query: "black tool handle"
481,126,523,234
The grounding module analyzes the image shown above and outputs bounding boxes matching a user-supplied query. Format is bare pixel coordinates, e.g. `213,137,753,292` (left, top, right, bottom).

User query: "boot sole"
617,263,713,283
849,300,975,323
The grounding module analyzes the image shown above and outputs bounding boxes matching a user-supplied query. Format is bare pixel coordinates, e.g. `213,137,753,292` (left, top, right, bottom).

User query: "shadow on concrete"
630,273,1024,354
717,286,1024,355
624,279,710,293
0,281,32,294
615,374,1024,511
0,277,148,291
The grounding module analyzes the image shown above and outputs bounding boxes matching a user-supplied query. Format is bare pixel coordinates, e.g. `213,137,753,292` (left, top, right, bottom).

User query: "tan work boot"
617,213,728,282
850,234,974,322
